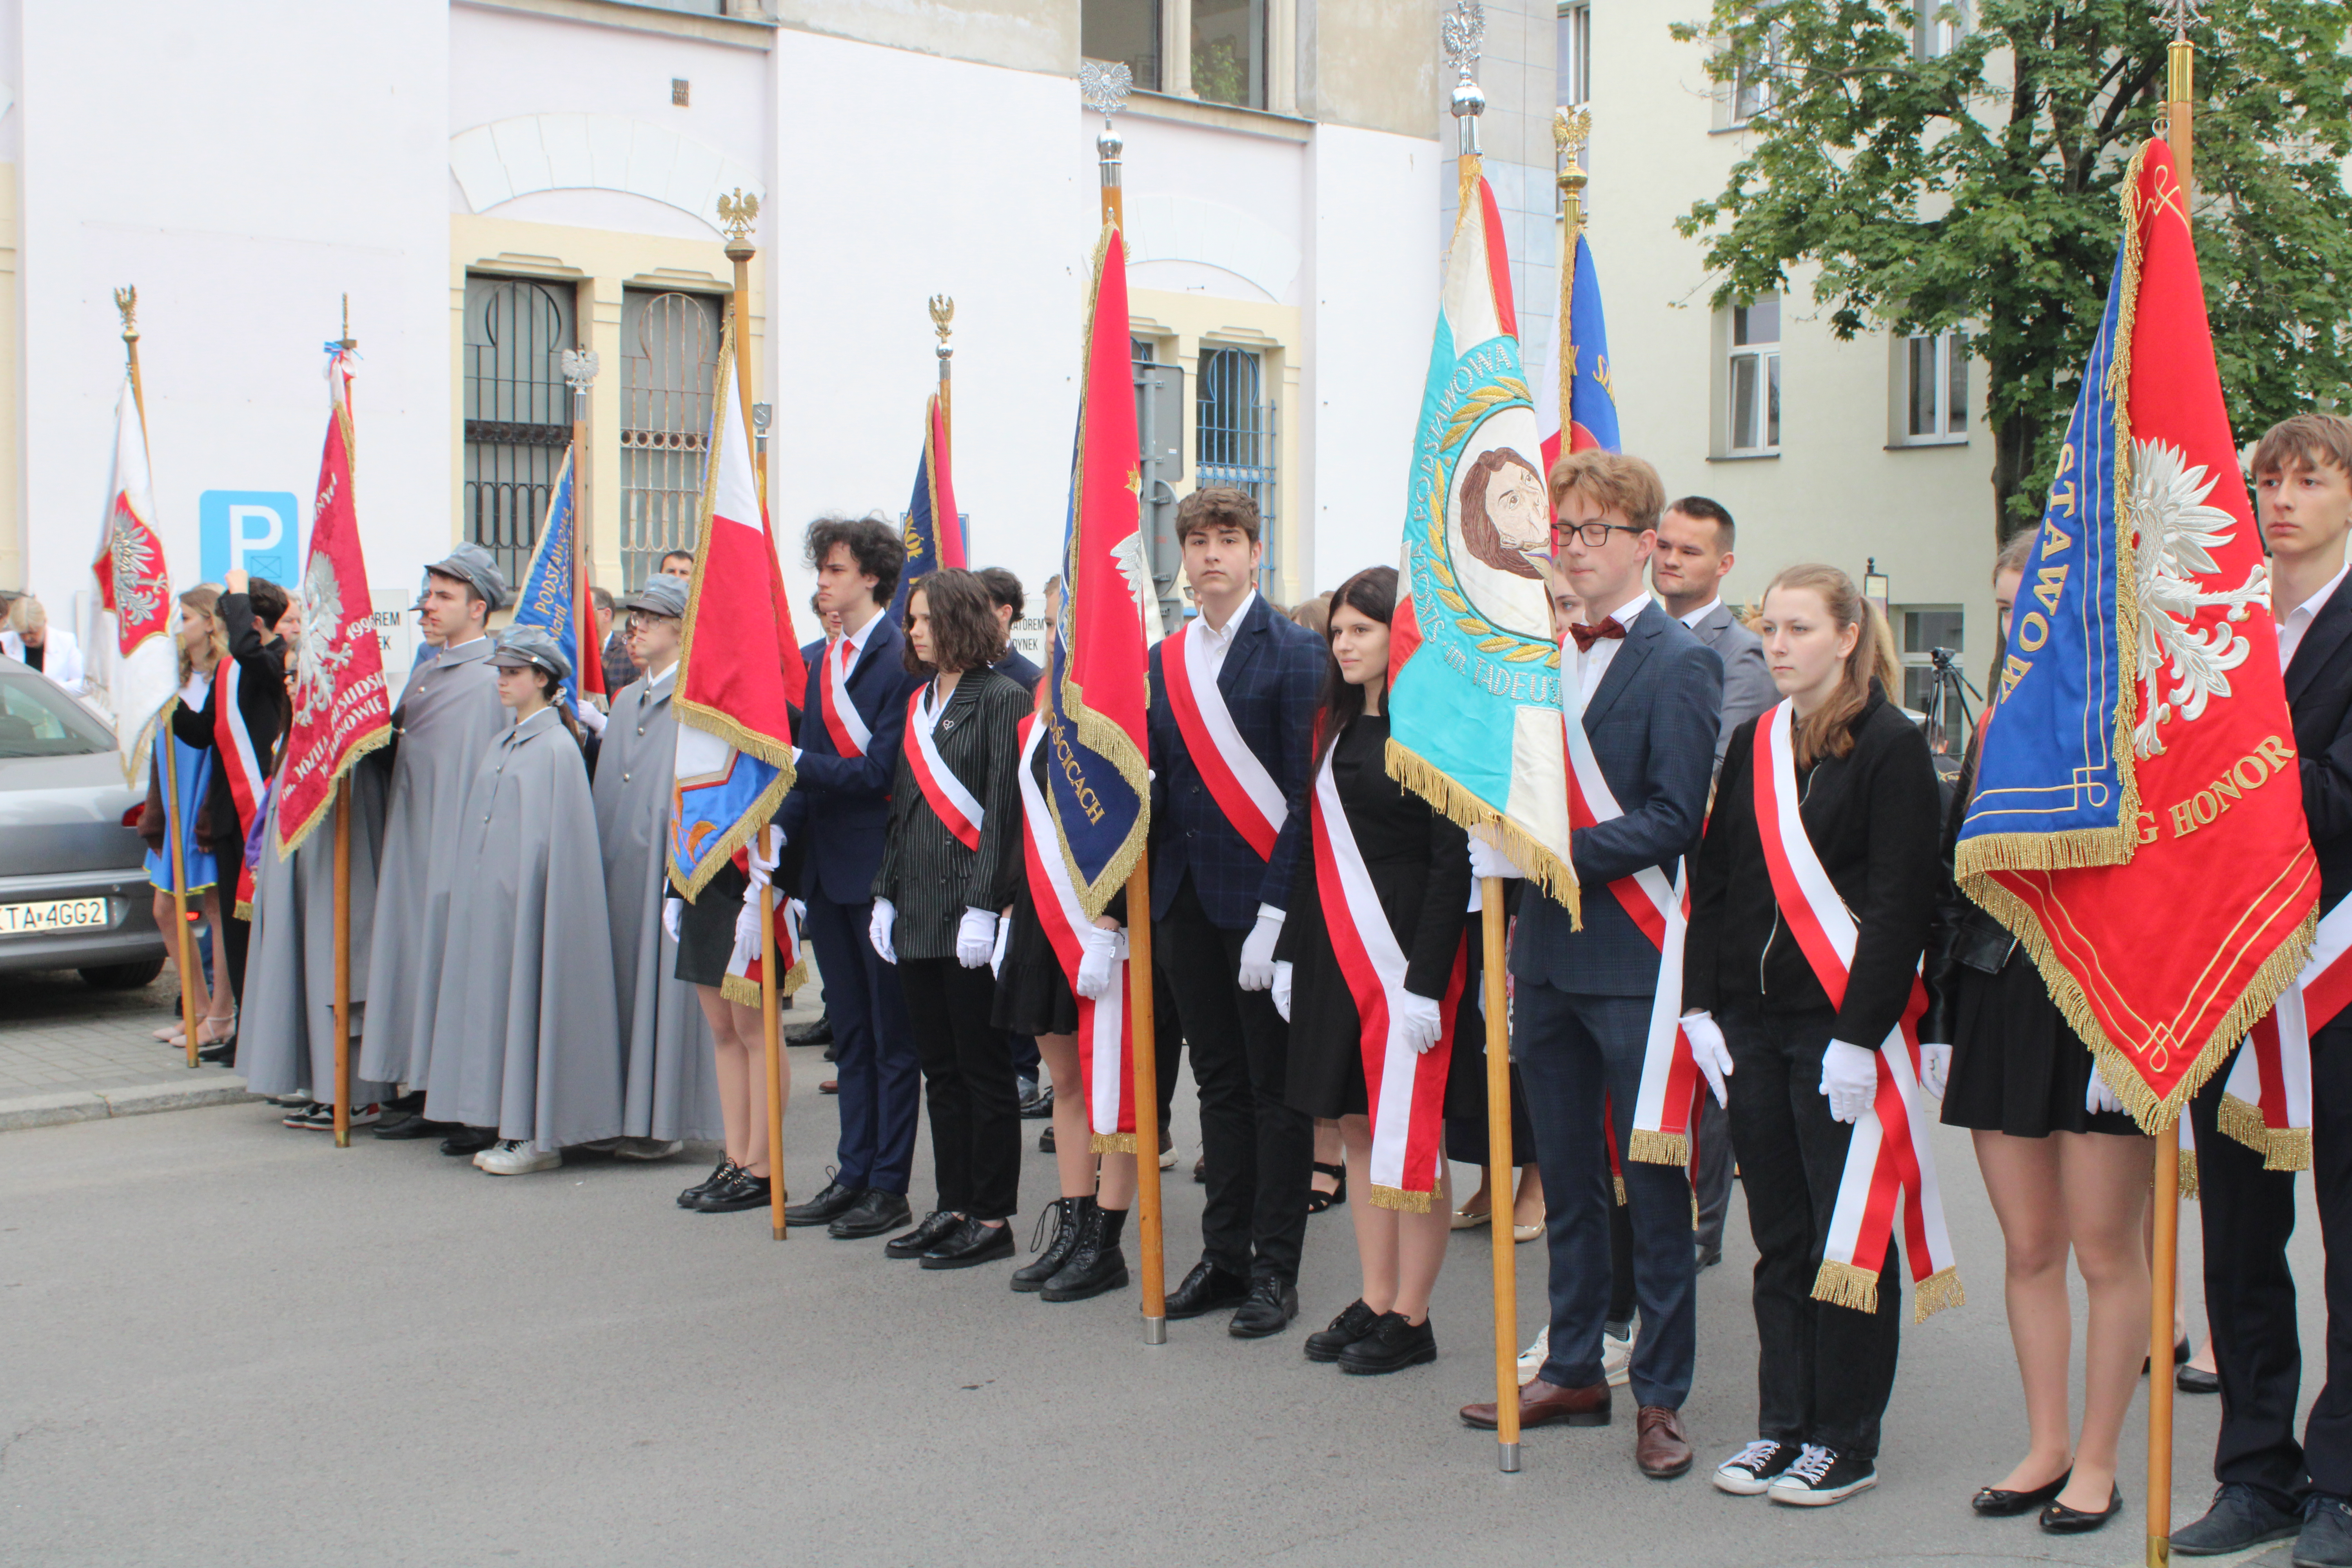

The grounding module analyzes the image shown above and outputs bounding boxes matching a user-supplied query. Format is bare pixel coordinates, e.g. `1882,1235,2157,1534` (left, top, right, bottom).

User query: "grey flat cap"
491,623,573,682
424,542,512,611
618,575,688,619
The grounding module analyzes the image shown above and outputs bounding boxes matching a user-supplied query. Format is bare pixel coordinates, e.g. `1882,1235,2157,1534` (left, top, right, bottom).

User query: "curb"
0,1076,256,1132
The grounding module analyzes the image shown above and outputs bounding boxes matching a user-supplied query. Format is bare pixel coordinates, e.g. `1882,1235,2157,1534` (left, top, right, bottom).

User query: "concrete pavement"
0,968,250,1131
0,1039,2321,1568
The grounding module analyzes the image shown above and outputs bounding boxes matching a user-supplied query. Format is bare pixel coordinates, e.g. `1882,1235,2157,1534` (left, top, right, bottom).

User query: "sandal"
1307,1160,1347,1214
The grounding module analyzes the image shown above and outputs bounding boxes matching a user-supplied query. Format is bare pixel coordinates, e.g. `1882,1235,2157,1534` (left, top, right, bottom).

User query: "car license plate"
0,897,111,936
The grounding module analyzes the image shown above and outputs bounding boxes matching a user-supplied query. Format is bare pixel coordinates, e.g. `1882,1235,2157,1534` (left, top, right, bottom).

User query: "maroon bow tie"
1567,617,1627,653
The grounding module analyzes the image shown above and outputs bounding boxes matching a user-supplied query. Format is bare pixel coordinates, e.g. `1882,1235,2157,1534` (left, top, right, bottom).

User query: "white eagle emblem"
294,551,353,726
2129,437,2268,758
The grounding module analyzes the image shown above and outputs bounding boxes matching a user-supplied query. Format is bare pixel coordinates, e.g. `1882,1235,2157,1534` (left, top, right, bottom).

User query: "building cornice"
453,0,777,51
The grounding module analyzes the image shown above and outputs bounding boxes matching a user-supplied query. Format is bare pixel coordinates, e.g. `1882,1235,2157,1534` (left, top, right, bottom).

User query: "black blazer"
169,591,290,860
1684,685,1942,1050
2287,581,2352,916
871,667,1027,960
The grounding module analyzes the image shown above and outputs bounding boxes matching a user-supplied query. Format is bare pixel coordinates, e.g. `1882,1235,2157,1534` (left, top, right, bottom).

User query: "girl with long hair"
1682,564,1943,1506
142,585,232,1051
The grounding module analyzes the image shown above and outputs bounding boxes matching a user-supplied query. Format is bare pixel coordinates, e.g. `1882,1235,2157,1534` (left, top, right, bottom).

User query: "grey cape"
592,666,722,1141
236,756,396,1103
356,638,510,1087
421,705,624,1148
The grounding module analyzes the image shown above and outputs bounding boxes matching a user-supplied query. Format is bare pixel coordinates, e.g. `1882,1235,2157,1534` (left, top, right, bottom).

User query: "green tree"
1673,0,2352,541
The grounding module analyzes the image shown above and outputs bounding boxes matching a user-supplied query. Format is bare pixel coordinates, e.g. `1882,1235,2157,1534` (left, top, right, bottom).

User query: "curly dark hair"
902,568,1007,675
804,515,905,608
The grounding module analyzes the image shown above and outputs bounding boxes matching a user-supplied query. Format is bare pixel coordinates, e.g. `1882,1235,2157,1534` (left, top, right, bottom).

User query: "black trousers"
222,911,252,1010
1693,1090,1736,1257
1723,1003,1902,1460
1154,875,1312,1283
899,957,1020,1222
2192,1018,2352,1507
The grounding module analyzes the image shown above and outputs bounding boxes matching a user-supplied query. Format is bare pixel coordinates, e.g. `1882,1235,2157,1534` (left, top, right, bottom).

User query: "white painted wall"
18,2,449,638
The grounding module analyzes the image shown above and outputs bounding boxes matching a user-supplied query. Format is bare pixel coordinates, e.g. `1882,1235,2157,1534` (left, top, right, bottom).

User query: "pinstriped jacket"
872,667,1029,960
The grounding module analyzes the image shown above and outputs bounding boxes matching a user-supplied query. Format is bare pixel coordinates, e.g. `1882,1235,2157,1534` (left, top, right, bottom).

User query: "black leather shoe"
678,1159,737,1208
829,1189,913,1240
1972,1468,2070,1516
374,1115,461,1141
1038,1125,1056,1154
1338,1312,1437,1374
1018,1083,1055,1120
2172,1483,2302,1555
1012,1198,1088,1292
2178,1363,2220,1395
785,1013,832,1047
1163,1261,1251,1320
1042,1205,1129,1302
196,1038,236,1065
782,1178,859,1228
439,1127,497,1156
1228,1276,1299,1339
693,1170,773,1214
384,1089,427,1114
884,1209,964,1258
2300,1496,2352,1568
1304,1299,1382,1363
921,1217,1017,1269
2040,1485,2123,1535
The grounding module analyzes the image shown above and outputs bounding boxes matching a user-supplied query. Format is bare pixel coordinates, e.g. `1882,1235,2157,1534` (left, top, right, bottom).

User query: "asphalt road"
0,1046,2322,1568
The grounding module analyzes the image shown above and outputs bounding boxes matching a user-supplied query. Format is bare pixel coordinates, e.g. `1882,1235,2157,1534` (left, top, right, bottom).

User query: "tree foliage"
1672,0,2352,539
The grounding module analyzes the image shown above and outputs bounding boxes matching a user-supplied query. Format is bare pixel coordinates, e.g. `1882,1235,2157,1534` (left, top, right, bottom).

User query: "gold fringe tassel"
1626,1130,1689,1169
1386,739,1581,924
233,899,254,922
2217,1091,2272,1160
2267,1125,2313,1172
1368,1184,1433,1214
1811,1259,1881,1316
2178,1146,2201,1200
1090,1132,1138,1154
1613,1174,1627,1207
1911,1266,1966,1324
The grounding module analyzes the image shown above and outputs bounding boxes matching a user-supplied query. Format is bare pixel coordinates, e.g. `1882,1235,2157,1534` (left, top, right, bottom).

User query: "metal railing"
463,277,575,587
621,290,720,588
1196,345,1278,595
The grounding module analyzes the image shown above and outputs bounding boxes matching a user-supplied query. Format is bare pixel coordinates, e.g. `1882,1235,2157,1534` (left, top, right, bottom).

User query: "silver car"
0,655,167,987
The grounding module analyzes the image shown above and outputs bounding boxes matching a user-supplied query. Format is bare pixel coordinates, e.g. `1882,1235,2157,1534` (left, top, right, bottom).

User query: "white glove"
2086,1067,2124,1116
989,911,1012,977
1468,836,1524,882
956,907,998,969
662,896,684,945
1238,905,1285,991
1396,991,1445,1055
572,695,608,736
1819,1040,1878,1125
1682,1011,1734,1109
1076,924,1123,1000
1919,1043,1953,1101
786,898,806,940
745,826,780,890
868,898,898,965
1272,960,1293,1022
732,882,766,959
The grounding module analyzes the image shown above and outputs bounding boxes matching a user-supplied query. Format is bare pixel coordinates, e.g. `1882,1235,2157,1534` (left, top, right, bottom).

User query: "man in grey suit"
1653,496,1778,1267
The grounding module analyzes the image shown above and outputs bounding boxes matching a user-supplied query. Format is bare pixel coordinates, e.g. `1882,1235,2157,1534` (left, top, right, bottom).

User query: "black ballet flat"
2177,1363,2221,1395
2039,1485,2123,1534
1972,1470,2071,1517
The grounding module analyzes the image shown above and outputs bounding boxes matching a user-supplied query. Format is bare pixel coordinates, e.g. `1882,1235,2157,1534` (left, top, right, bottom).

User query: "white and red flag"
276,349,392,856
89,379,178,784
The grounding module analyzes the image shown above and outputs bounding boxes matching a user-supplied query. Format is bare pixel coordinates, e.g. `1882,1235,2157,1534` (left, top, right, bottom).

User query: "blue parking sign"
199,492,301,588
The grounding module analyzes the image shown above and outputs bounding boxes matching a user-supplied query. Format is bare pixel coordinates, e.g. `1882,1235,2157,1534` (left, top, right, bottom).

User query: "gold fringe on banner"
719,944,811,1009
1090,1132,1138,1154
1613,1174,1627,1206
2178,1146,2200,1200
1369,1184,1433,1214
1627,1130,1688,1168
1912,1266,1966,1323
1811,1260,1881,1315
1386,739,1580,924
2218,1090,2315,1172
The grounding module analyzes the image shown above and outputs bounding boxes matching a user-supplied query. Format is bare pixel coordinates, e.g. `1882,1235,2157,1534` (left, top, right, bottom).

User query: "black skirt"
992,889,1080,1038
1940,952,2141,1138
1288,922,1487,1121
673,862,749,989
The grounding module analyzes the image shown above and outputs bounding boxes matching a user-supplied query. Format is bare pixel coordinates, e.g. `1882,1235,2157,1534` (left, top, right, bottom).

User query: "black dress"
673,860,749,990
1279,714,1479,1120
1929,734,2138,1138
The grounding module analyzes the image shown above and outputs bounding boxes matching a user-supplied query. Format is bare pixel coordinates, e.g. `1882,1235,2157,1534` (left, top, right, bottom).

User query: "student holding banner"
1272,565,1477,1375
868,568,1030,1270
1682,563,1947,1508
140,585,232,1053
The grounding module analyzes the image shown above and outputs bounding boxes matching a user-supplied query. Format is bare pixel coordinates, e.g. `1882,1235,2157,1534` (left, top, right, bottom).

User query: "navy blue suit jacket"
1147,594,1324,929
777,617,923,908
1512,604,1722,996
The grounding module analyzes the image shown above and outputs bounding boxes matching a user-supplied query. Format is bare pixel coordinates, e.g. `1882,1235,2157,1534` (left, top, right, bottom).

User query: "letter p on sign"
199,491,301,587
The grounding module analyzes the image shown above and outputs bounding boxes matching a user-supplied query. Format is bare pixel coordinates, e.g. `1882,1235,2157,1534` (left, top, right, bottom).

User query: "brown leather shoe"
1635,1405,1693,1478
1459,1377,1611,1431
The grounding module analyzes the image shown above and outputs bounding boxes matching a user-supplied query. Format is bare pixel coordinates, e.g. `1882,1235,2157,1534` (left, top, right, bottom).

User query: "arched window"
622,289,722,586
1197,345,1277,591
462,276,575,585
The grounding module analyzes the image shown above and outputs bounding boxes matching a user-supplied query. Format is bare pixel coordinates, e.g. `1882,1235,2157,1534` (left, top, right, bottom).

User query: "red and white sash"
1755,700,1963,1321
212,660,272,918
1553,627,1703,1167
906,681,984,849
1309,741,1466,1210
2221,895,2352,1171
720,826,808,1006
817,636,871,758
1163,618,1286,859
1016,716,1135,1149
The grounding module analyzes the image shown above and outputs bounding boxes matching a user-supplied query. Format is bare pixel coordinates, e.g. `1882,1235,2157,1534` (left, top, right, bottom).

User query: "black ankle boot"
1042,1204,1130,1302
1012,1196,1090,1293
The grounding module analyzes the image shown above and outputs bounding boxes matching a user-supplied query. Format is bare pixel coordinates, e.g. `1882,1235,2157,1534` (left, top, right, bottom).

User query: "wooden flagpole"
721,191,787,1241
2149,9,2197,1557
332,301,358,1147
115,290,203,1072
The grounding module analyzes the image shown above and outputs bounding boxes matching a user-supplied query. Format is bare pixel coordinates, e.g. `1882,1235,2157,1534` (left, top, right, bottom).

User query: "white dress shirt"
2279,556,2351,672
1677,596,1724,632
1576,590,1653,702
1192,588,1260,680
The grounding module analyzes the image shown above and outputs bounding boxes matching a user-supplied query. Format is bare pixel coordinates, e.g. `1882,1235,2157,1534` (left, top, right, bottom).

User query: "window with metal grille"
621,289,721,589
463,276,576,587
1196,345,1277,592
1727,295,1782,453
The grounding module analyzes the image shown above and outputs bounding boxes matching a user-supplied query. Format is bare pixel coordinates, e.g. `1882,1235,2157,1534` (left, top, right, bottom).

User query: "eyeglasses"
1553,521,1647,549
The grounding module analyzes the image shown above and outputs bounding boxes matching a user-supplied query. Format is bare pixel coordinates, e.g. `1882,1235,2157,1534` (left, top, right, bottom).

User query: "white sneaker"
614,1137,684,1161
477,1139,562,1176
1767,1444,1877,1506
1602,1327,1634,1387
1713,1438,1803,1496
1516,1326,1549,1381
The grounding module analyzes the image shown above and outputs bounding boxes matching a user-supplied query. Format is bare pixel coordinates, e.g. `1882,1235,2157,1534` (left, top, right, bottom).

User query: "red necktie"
1567,617,1627,654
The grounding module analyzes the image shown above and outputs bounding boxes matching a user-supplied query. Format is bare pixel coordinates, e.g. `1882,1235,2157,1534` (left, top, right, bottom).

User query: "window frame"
1557,0,1591,109
1721,294,1783,457
1914,0,1969,60
1889,327,1971,448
